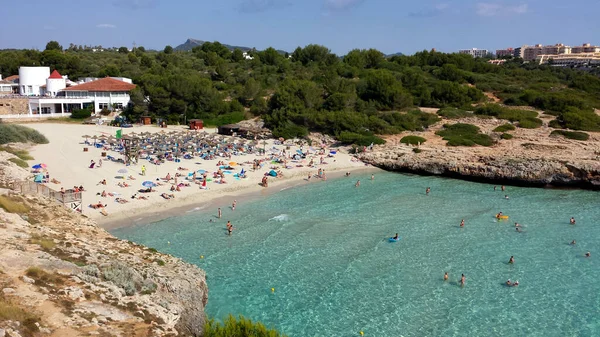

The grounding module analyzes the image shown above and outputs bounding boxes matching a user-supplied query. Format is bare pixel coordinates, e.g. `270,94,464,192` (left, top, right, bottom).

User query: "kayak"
389,237,400,242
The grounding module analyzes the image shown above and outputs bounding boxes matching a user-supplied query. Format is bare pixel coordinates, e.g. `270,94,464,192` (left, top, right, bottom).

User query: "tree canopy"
2,42,600,143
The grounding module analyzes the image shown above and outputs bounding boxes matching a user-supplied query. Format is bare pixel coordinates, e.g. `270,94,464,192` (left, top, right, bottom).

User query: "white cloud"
323,0,364,11
97,24,117,29
476,3,528,16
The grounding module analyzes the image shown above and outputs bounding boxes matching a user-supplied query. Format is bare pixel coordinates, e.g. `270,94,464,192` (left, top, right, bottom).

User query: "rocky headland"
0,154,208,337
360,115,600,189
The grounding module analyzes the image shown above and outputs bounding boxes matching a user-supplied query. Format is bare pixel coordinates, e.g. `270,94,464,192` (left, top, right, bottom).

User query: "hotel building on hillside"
458,48,489,58
27,76,136,115
536,53,600,67
0,66,136,118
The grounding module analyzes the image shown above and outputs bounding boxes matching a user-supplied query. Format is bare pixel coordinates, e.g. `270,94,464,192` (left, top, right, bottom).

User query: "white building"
458,48,489,58
27,77,136,116
18,66,50,96
242,52,254,60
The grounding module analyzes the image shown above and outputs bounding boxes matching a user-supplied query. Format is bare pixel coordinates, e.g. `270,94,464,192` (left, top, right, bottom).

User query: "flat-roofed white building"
18,66,50,96
27,77,136,116
458,48,489,58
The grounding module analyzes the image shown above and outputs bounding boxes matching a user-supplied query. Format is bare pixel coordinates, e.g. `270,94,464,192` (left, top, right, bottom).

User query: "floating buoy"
167,241,171,245
271,288,275,293
360,331,364,336
200,255,204,259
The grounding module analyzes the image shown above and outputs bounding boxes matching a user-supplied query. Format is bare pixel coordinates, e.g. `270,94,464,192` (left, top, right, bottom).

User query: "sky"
1,0,599,55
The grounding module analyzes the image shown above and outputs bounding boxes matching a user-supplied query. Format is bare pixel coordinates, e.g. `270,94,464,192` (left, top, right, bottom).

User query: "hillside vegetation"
2,42,600,143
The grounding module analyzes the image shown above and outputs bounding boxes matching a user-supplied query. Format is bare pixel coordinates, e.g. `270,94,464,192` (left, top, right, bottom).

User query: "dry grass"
25,267,64,287
0,145,34,160
0,297,40,335
30,234,56,251
0,195,30,214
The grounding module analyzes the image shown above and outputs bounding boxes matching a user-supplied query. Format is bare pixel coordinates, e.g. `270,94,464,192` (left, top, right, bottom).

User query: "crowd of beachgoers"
24,124,368,226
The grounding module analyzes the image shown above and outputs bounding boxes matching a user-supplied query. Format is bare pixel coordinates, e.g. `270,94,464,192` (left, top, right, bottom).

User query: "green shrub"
518,117,543,129
70,108,92,119
501,133,513,140
272,122,309,140
493,124,516,132
0,125,48,144
400,135,426,145
550,130,590,141
205,314,287,337
552,107,600,131
337,131,385,146
437,108,472,119
435,123,494,147
8,158,28,168
548,120,562,128
474,104,542,129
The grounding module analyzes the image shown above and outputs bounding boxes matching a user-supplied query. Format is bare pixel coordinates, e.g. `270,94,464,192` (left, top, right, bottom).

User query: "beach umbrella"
117,168,128,174
32,163,47,169
142,181,156,188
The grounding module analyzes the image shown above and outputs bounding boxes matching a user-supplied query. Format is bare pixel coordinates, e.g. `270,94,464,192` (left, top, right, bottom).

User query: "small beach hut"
140,116,152,125
189,119,204,130
218,124,241,136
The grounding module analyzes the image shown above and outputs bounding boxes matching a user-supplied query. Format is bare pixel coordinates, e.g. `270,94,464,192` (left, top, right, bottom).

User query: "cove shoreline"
100,166,380,231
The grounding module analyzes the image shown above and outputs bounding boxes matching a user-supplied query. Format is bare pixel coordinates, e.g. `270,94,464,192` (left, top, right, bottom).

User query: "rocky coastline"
0,153,208,337
360,141,600,189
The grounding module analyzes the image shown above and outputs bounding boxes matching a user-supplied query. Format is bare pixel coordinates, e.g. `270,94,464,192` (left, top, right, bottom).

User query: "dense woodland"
2,41,600,145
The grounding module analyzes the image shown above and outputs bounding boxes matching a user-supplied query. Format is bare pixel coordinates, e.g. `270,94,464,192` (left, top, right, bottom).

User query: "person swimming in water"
505,195,509,199
444,272,449,281
509,256,515,264
506,279,512,286
460,274,466,287
496,212,504,218
355,180,360,187
460,219,465,227
570,240,576,245
570,217,576,224
585,252,591,258
514,222,521,227
516,227,523,233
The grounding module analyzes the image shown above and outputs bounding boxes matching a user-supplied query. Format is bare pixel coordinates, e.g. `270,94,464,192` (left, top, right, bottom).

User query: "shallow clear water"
112,172,600,337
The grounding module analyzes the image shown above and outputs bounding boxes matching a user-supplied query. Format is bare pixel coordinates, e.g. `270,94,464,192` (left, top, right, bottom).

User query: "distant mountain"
174,38,288,54
386,52,404,58
174,38,252,52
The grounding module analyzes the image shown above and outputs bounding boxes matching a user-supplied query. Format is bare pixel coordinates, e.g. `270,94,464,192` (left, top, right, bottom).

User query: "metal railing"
14,180,82,207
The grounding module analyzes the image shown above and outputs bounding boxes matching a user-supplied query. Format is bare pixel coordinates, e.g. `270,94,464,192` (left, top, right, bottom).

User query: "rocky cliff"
359,116,600,189
0,173,208,336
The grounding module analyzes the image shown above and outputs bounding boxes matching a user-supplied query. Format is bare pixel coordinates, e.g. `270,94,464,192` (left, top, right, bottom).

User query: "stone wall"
0,98,28,115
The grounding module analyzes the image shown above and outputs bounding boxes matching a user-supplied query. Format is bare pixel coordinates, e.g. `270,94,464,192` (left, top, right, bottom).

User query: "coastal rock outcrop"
360,143,600,188
0,193,208,336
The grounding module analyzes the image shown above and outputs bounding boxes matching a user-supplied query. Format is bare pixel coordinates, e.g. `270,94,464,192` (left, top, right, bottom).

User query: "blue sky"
1,0,599,55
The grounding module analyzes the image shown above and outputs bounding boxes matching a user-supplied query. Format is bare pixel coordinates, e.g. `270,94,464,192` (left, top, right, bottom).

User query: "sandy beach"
22,123,372,229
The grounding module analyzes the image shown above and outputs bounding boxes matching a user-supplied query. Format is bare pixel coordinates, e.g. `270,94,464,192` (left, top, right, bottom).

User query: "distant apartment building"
495,48,515,58
458,48,489,58
571,43,600,54
537,53,600,67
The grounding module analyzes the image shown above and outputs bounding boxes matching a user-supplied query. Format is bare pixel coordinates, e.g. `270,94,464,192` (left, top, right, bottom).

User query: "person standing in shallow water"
218,208,222,219
460,274,466,287
460,219,465,227
444,272,449,281
426,187,431,195
232,200,237,211
570,217,576,224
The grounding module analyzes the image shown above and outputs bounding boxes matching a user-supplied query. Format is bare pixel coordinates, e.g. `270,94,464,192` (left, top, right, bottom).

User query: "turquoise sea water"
112,172,600,337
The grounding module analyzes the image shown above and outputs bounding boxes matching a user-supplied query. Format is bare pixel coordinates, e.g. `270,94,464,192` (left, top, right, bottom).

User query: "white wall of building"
46,78,66,96
18,67,50,96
